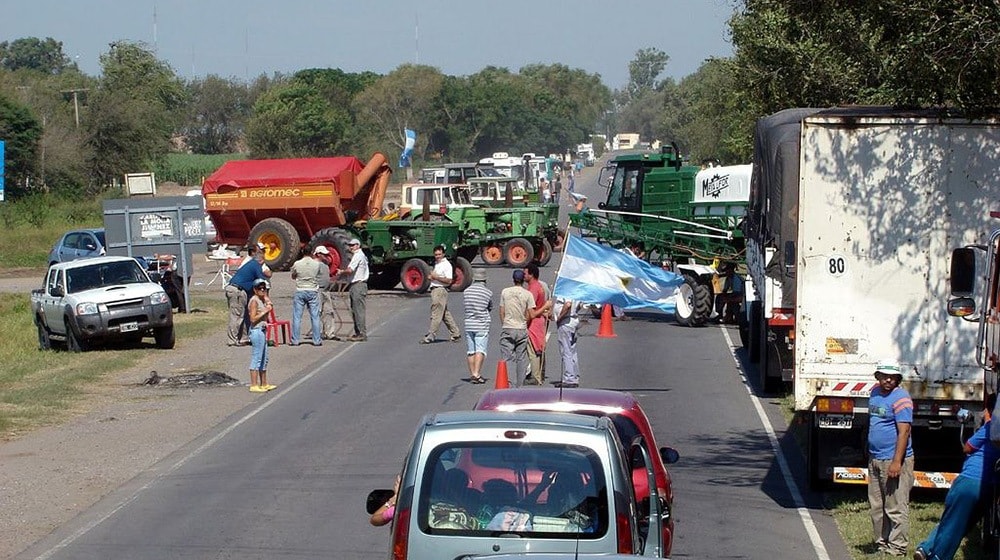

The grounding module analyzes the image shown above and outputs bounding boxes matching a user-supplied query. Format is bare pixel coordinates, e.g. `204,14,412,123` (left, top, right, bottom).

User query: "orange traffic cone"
596,304,617,338
495,361,511,389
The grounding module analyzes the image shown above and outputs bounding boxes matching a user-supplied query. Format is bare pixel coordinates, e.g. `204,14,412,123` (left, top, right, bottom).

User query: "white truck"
32,256,176,351
743,107,1000,489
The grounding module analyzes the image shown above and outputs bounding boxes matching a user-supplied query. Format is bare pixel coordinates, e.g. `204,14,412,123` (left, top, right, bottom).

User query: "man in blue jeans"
289,246,326,346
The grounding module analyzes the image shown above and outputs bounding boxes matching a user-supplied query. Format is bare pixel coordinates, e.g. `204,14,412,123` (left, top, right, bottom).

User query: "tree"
624,48,669,102
0,93,42,198
184,75,254,154
0,37,76,75
352,65,445,161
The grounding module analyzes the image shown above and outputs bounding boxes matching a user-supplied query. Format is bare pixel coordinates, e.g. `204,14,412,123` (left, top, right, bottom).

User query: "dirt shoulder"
0,256,401,559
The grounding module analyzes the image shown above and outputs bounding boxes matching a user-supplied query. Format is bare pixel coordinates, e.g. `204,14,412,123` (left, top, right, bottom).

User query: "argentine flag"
553,234,685,312
399,129,416,168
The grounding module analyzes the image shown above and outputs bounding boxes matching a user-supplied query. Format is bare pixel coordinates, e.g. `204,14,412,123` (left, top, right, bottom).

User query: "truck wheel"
504,238,534,268
762,341,783,394
250,218,301,271
747,301,762,363
533,238,553,266
154,325,176,349
480,244,505,266
36,319,51,350
806,420,831,490
675,275,711,327
450,257,474,292
400,258,432,294
65,319,88,352
737,303,750,348
309,228,352,272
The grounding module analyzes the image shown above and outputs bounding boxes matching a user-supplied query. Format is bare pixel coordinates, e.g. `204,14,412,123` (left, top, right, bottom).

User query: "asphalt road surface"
16,164,853,560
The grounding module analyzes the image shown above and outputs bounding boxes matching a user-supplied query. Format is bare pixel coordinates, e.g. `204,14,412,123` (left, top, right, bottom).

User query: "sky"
3,0,736,89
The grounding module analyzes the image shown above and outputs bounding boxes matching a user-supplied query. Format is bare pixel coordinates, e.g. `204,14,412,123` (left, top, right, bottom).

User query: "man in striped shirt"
462,269,493,384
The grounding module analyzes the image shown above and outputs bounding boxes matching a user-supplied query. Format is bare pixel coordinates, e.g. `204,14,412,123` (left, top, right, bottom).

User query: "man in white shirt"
337,238,370,341
421,245,461,344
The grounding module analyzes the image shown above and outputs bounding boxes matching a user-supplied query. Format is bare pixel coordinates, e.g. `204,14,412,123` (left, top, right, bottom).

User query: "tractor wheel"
400,258,432,294
309,228,352,273
250,218,301,271
154,325,176,349
533,238,553,266
450,257,474,292
368,266,401,290
504,238,535,268
480,243,505,266
675,275,712,327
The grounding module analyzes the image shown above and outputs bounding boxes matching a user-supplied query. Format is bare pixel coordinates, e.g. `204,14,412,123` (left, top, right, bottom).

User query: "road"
14,163,853,560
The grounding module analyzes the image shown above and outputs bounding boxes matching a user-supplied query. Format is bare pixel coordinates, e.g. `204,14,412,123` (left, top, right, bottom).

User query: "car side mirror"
85,243,97,251
660,447,680,465
947,297,977,320
366,489,395,514
597,202,606,210
50,286,65,297
148,271,163,284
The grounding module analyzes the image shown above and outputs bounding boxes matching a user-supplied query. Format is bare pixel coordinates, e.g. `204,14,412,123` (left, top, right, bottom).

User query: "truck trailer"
743,107,1000,488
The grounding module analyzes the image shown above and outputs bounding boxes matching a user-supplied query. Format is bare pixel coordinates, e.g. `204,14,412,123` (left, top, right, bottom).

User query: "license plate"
817,414,853,429
120,322,139,333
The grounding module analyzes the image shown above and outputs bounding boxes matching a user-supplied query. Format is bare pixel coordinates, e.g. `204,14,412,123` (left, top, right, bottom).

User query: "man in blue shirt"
867,358,915,557
226,243,272,346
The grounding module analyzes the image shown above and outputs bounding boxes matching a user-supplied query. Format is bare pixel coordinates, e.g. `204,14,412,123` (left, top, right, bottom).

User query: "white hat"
313,245,330,255
348,238,361,246
874,359,903,378
256,242,266,250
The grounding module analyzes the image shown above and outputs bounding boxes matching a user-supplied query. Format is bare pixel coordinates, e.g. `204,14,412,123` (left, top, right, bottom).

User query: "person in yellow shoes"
247,279,276,392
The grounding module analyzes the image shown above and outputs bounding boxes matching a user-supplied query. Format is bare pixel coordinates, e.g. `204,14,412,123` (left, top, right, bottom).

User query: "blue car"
47,228,107,266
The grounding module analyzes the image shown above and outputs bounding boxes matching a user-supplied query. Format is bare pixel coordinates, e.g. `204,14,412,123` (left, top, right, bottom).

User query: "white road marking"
719,326,831,560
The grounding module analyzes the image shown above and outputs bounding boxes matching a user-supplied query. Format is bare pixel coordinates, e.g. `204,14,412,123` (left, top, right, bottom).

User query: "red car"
474,387,679,557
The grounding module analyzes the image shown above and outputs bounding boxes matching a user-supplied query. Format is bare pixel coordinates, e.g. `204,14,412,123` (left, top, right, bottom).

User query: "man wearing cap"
226,242,272,346
421,245,461,344
867,358,915,557
462,268,493,383
499,270,534,387
337,239,369,342
289,246,327,346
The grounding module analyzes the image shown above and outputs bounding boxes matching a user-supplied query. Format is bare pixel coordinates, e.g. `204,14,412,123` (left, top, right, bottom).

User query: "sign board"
0,140,5,202
125,172,156,196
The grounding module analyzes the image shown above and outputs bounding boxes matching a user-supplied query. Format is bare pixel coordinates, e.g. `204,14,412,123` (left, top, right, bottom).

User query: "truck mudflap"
832,467,958,489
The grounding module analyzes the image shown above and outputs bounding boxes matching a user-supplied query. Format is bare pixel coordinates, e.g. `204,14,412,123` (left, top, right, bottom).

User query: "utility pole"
61,88,89,129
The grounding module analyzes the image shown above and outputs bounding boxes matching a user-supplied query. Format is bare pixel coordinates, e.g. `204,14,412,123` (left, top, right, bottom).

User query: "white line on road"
719,326,831,560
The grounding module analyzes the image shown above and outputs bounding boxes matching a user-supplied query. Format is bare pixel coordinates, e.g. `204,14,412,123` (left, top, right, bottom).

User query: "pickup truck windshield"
66,261,147,293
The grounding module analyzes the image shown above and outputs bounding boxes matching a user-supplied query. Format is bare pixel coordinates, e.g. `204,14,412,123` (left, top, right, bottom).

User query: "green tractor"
569,144,750,326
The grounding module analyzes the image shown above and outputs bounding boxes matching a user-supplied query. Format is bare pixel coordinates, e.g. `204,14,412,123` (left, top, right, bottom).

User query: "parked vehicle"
47,228,106,265
474,387,680,558
31,256,175,351
367,410,663,559
743,107,1000,489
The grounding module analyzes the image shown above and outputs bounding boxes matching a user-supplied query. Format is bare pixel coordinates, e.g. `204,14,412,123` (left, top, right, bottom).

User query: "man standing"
462,269,493,383
337,238,369,342
499,270,535,388
867,359,914,557
553,295,581,388
524,263,549,385
290,246,326,347
226,243,272,346
421,245,461,344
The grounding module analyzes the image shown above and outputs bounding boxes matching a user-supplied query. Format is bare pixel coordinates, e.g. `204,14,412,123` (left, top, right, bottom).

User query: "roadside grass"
0,292,228,441
0,195,105,269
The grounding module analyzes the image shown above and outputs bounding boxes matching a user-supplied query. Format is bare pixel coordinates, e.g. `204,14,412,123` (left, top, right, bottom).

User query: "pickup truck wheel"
65,320,88,352
36,320,52,350
480,244,505,266
449,257,474,292
533,238,553,266
503,238,534,268
154,325,176,349
400,258,432,294
250,217,301,271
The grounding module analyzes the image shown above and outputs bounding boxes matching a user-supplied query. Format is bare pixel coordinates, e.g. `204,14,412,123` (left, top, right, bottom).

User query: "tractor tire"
480,243,505,266
308,228,352,272
675,275,712,327
250,218,301,271
504,238,535,268
65,319,88,352
36,319,51,351
400,258,432,294
450,257,474,292
368,266,401,290
533,238,553,266
154,325,176,349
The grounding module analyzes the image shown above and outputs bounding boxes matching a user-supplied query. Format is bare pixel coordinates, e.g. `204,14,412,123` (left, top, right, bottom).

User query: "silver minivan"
368,410,663,559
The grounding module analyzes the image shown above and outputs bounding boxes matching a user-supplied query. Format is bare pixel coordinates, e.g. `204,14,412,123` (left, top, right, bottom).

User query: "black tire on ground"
400,258,432,294
368,266,401,290
748,301,762,363
450,257,474,292
762,340,783,394
737,302,750,348
533,238,553,266
249,217,301,271
675,275,712,327
458,246,479,263
65,319,88,352
154,325,176,349
503,238,535,268
308,227,352,277
480,243,505,266
806,420,831,491
36,319,51,350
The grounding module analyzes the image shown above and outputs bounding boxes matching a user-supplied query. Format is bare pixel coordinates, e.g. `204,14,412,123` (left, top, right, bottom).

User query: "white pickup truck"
31,256,175,351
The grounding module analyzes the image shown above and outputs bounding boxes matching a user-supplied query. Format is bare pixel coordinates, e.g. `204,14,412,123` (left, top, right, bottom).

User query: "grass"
0,292,228,441
0,195,105,269
155,153,247,186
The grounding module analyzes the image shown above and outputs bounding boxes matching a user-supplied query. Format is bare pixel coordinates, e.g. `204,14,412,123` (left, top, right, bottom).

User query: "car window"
64,232,81,250
418,442,609,538
95,231,106,247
